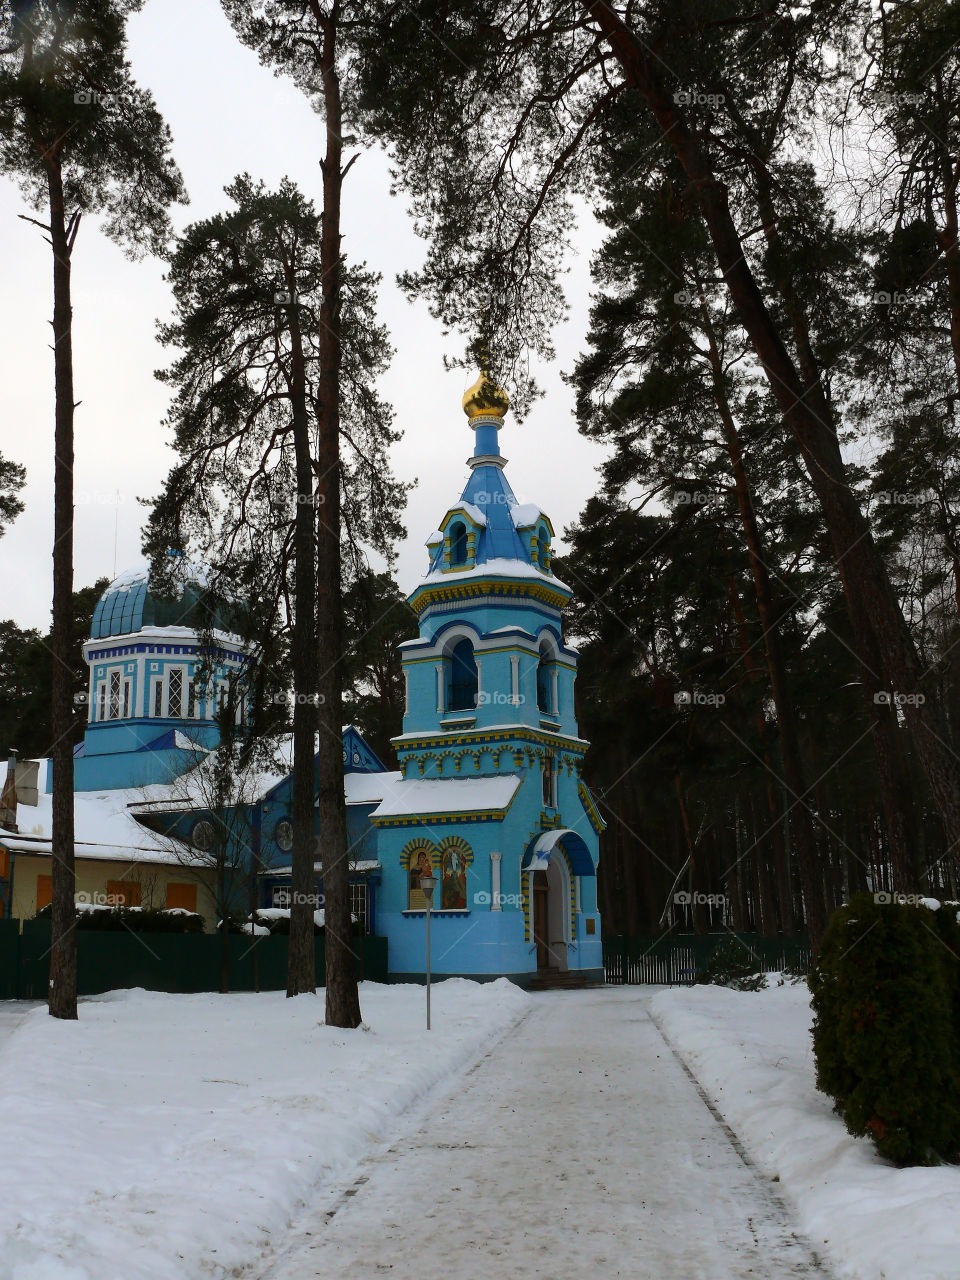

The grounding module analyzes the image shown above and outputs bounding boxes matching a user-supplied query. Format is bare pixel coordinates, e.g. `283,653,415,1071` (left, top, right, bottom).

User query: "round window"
275,819,294,852
191,819,215,852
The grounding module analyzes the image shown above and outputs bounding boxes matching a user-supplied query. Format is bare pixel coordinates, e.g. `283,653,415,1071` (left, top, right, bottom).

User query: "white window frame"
108,670,122,720
167,667,184,719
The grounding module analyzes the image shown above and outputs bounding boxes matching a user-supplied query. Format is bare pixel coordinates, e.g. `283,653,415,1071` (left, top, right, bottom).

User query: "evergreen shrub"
697,935,768,990
809,892,960,1165
36,904,204,934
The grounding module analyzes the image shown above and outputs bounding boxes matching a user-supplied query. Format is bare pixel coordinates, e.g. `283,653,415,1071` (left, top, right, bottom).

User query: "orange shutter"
106,880,141,907
0,848,9,878
165,882,197,912
36,874,52,911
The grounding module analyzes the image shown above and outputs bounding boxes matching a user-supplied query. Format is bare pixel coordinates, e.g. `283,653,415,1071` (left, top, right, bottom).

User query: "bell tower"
395,374,583,775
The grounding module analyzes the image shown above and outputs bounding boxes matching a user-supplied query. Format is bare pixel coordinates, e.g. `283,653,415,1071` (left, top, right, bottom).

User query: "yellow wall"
8,854,219,932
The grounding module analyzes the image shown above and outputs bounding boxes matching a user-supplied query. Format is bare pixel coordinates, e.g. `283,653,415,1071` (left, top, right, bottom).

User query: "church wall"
374,749,602,980
73,744,209,792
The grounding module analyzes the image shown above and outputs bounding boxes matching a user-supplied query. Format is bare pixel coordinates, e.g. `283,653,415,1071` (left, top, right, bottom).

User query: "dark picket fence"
602,932,811,985
0,917,388,1000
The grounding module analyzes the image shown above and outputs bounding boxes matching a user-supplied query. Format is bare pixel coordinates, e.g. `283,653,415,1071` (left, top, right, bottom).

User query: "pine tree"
0,452,24,536
0,0,185,1017
356,1,960,910
147,174,403,1014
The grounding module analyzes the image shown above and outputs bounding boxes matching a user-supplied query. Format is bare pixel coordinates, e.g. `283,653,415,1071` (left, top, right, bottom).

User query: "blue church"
369,371,604,982
1,376,604,984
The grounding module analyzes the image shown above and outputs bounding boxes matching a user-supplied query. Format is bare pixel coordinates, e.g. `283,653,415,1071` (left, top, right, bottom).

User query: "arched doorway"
531,856,569,972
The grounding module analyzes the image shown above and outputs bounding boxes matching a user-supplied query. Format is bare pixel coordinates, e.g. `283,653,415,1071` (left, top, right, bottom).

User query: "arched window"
542,753,557,807
407,845,436,910
440,844,468,909
449,520,468,566
537,524,551,571
448,638,478,711
537,639,555,714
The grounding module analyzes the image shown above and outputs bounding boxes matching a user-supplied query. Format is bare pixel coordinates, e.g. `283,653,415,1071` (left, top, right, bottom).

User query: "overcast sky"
0,0,607,633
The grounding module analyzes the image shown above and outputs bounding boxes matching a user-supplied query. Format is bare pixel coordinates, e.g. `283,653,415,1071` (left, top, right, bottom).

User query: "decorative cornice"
410,577,570,615
393,725,589,754
372,808,509,829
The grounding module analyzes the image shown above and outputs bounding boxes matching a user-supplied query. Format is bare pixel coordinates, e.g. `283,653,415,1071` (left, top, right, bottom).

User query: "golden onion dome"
462,371,510,420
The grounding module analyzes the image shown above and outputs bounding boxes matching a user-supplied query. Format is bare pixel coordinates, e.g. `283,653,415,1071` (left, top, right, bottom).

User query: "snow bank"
0,980,527,1280
650,982,960,1280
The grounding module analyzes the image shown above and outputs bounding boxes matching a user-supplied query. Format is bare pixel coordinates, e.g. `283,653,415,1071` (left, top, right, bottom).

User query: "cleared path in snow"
261,988,827,1280
0,1000,40,1044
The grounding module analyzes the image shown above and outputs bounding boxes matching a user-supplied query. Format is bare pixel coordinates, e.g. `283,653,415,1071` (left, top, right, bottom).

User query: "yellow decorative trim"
410,579,570,614
401,837,441,910
522,866,531,942
578,781,606,834
374,808,510,828
394,726,588,754
437,834,474,866
400,837,440,871
440,506,485,531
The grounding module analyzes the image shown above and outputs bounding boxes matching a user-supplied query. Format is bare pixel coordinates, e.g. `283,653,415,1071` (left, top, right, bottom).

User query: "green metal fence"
602,933,811,985
0,918,20,999
2,921,389,1000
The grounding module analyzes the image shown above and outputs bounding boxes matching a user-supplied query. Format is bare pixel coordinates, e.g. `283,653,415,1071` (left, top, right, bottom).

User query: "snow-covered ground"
651,981,960,1280
4,980,952,1280
261,988,823,1280
0,981,527,1280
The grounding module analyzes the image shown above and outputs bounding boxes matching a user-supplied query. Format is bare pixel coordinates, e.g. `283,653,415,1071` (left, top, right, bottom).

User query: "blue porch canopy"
521,829,595,876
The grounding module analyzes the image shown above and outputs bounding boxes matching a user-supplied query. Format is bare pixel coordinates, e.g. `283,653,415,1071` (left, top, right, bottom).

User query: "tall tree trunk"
727,800,746,932
219,864,231,994
746,171,920,893
314,5,361,1028
768,782,794,934
588,4,960,890
46,163,77,1020
286,281,319,998
711,360,827,941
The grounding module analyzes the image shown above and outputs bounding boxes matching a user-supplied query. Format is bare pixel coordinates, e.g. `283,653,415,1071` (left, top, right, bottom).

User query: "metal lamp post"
420,872,436,1030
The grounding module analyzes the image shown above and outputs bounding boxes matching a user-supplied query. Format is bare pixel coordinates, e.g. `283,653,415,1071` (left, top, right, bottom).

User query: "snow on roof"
344,771,403,806
371,775,520,819
425,530,444,546
454,501,487,527
510,503,545,529
0,830,205,868
0,762,206,867
418,557,570,593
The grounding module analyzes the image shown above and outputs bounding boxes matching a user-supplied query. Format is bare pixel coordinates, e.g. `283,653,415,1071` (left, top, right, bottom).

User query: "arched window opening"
542,752,557,807
449,520,468,566
440,843,468,910
448,638,478,711
537,640,556,715
408,847,435,910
